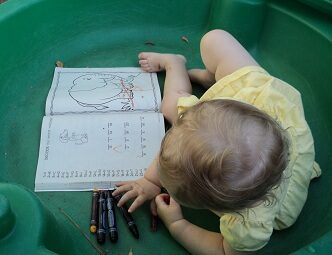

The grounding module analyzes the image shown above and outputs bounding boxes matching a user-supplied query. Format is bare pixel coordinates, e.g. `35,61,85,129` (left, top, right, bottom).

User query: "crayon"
151,214,158,232
114,194,139,239
151,193,169,232
96,191,107,244
106,190,118,242
90,189,99,233
164,194,170,205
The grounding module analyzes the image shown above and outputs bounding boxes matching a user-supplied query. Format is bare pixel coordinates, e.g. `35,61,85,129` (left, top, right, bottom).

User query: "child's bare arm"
155,195,251,255
170,220,250,255
170,219,225,255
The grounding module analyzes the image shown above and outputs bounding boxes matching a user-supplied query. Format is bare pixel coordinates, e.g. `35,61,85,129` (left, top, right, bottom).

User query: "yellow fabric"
177,66,321,251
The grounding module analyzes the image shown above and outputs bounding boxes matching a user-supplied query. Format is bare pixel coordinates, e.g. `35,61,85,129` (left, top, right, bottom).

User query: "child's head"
158,99,289,212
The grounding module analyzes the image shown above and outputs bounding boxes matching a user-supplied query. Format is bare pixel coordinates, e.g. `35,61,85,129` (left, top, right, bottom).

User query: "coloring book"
35,67,165,191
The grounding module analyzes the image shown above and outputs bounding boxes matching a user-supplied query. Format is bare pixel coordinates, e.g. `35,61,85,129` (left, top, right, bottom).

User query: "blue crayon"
106,190,118,242
96,191,107,244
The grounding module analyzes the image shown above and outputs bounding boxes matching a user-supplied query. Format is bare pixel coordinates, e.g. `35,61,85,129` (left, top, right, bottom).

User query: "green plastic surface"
0,0,331,254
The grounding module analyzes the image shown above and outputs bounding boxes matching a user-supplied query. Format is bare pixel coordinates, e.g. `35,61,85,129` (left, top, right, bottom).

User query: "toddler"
112,30,321,255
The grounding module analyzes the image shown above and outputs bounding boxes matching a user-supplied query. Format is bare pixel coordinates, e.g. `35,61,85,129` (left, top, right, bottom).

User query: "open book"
35,67,165,191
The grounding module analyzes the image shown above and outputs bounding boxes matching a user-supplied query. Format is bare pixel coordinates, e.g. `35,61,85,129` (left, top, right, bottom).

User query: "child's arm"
170,219,249,255
155,194,251,255
114,53,193,210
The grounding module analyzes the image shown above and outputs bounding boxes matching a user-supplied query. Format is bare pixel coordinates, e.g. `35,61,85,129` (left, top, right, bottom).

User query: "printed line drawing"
59,129,88,145
49,69,161,115
68,73,141,111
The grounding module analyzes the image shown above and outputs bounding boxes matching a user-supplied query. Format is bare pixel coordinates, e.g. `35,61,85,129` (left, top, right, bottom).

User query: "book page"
35,112,165,191
45,67,161,116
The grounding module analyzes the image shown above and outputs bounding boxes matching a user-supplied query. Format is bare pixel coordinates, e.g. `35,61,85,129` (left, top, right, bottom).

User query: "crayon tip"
97,229,106,244
89,225,97,233
97,235,106,244
151,215,158,232
130,225,139,239
110,231,118,243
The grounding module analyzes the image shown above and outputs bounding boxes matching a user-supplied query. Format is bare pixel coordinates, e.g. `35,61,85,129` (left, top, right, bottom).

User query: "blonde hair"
158,99,289,212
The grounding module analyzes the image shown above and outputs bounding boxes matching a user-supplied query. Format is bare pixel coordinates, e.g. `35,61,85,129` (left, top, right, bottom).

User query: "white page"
35,112,165,191
45,67,161,116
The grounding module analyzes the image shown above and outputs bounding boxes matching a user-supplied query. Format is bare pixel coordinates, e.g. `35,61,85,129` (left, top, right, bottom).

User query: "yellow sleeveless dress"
177,66,321,251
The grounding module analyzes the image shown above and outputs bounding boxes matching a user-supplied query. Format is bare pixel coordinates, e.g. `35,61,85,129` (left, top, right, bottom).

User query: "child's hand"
155,194,184,229
112,177,161,213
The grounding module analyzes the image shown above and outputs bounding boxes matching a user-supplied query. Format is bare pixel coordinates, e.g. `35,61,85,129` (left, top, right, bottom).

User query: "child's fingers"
127,195,145,213
160,193,170,203
154,195,165,208
138,52,147,60
139,59,148,65
155,193,170,207
116,189,138,207
114,181,129,187
112,183,133,196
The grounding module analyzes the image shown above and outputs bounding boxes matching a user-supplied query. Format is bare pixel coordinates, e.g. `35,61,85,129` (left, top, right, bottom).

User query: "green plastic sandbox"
0,0,331,254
